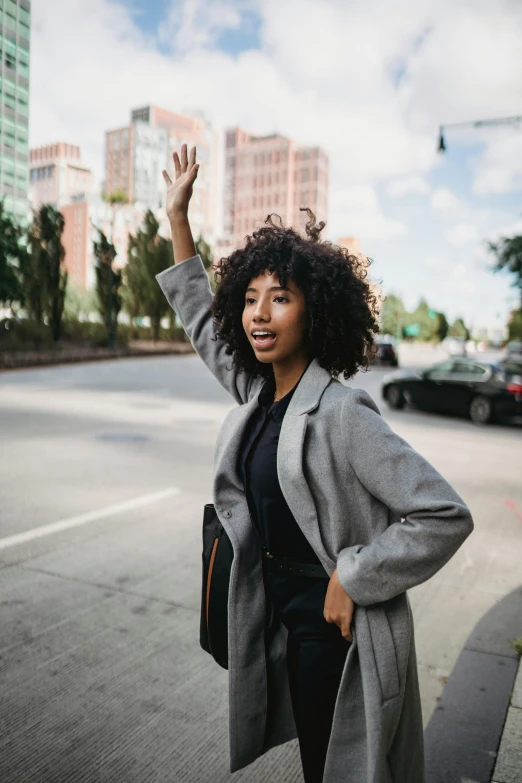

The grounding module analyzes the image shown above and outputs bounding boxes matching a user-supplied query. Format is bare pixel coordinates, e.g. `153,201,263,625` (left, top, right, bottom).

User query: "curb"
0,342,195,371
424,586,522,783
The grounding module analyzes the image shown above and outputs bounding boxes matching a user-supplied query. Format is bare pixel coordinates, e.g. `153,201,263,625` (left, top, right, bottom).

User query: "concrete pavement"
1,347,521,781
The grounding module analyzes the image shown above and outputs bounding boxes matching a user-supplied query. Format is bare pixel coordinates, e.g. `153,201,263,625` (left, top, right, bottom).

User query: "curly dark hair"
211,208,380,380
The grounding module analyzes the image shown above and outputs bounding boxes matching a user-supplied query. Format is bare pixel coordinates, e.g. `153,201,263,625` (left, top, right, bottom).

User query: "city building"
220,127,329,257
0,0,31,223
29,142,93,209
60,197,148,290
105,105,220,244
337,236,383,312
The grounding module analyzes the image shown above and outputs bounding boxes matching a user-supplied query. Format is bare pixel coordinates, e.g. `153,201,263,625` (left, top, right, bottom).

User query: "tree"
22,205,68,341
410,298,439,341
433,312,449,342
125,210,174,341
380,293,406,339
0,201,24,310
93,228,123,345
507,309,522,341
195,234,217,293
449,317,470,340
488,235,522,310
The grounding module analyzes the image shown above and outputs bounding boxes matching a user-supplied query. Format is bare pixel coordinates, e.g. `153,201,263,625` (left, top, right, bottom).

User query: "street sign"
404,323,420,336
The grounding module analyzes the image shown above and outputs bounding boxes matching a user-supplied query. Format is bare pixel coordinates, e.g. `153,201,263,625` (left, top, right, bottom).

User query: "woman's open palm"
162,144,199,222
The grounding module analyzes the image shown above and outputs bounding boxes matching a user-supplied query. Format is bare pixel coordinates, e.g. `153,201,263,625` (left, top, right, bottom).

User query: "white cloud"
444,223,480,247
430,187,462,211
387,176,429,197
29,0,522,310
472,128,522,195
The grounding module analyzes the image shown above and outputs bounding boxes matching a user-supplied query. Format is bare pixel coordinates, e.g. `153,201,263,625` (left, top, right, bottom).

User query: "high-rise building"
221,128,329,255
0,0,31,223
29,143,93,209
105,105,220,244
61,197,148,290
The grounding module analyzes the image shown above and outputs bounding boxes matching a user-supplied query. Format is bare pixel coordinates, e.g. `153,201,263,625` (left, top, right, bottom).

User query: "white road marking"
0,488,180,552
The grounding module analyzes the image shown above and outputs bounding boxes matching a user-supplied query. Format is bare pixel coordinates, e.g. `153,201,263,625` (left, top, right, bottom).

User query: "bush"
0,317,189,352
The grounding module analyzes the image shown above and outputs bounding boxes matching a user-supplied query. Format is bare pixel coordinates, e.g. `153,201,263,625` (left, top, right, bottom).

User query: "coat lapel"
277,358,336,572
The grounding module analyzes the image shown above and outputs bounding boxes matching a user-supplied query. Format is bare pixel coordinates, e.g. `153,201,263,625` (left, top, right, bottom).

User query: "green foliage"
0,201,24,308
102,190,128,206
195,234,213,269
63,282,98,321
449,317,470,340
380,293,452,343
20,205,68,342
507,309,522,341
409,298,442,341
380,293,406,338
434,311,449,342
93,228,123,346
488,234,522,309
124,210,174,341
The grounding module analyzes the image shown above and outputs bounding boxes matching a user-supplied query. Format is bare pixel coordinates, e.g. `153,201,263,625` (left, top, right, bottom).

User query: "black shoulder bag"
200,503,233,670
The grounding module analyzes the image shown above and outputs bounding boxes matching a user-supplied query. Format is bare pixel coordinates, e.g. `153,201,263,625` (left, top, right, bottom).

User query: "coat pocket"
366,605,400,701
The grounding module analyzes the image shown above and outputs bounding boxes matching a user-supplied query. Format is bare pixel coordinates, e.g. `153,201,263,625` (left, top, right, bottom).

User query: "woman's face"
242,270,308,365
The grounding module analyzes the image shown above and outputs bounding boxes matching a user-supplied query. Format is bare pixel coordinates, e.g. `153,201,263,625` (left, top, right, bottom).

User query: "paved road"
1,350,521,782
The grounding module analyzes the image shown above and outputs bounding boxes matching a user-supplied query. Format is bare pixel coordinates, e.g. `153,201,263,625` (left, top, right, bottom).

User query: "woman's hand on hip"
324,568,354,641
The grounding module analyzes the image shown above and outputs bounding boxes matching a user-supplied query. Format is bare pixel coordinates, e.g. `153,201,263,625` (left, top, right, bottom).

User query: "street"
1,349,521,782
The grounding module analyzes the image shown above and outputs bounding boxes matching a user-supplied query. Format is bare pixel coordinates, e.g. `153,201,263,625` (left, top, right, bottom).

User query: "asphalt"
1,347,521,781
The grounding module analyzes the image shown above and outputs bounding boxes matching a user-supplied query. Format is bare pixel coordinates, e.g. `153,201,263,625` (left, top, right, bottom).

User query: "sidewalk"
492,655,522,783
425,586,522,783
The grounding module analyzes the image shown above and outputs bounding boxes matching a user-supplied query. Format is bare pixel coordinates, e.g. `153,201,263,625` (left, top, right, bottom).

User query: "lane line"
0,488,180,552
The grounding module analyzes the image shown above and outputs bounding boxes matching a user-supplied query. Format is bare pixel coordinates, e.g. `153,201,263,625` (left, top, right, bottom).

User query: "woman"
157,145,474,783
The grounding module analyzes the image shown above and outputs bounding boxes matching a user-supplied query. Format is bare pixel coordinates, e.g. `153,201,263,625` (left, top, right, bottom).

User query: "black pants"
264,569,351,783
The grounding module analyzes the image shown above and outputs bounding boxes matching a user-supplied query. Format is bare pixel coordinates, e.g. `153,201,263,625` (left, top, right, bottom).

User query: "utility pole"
437,114,522,152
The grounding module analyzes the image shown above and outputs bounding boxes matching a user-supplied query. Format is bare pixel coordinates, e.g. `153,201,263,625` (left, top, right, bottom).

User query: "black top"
238,363,320,563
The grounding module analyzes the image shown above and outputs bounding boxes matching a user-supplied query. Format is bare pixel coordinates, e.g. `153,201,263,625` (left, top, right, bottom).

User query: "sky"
30,0,522,332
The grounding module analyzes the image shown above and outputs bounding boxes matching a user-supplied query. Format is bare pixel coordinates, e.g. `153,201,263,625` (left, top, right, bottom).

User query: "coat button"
223,510,232,519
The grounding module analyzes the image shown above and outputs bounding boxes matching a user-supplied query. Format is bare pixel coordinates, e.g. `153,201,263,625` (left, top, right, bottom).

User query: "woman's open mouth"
252,331,277,350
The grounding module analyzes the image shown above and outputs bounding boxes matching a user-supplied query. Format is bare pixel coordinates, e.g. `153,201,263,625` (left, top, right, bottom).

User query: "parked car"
373,338,399,367
381,358,522,425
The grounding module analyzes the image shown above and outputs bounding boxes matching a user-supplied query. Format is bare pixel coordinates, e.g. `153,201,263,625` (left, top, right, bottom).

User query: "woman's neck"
272,353,311,401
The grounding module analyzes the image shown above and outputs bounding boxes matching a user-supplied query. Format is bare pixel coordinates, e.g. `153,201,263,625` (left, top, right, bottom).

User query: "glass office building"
0,0,30,224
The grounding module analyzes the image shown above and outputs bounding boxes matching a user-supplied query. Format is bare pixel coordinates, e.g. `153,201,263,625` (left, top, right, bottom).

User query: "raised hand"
162,144,199,223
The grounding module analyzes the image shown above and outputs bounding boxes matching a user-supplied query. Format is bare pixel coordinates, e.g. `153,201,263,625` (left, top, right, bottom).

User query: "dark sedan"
381,358,522,424
373,341,399,367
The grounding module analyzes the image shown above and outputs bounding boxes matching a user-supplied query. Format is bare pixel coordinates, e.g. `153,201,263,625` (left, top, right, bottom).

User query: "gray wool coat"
156,254,474,783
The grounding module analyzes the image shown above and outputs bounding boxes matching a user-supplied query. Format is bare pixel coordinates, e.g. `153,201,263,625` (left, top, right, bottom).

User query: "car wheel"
386,384,405,410
469,395,492,425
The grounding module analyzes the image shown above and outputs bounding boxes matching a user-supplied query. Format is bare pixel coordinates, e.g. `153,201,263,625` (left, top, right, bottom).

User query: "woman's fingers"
188,145,196,169
173,152,181,179
341,620,352,641
187,162,199,183
162,170,172,186
180,144,188,173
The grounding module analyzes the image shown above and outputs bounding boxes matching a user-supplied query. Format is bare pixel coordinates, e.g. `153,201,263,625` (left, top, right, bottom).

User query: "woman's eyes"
245,296,288,304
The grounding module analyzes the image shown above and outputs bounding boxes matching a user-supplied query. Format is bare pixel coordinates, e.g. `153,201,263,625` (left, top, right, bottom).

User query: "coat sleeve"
336,389,474,607
155,254,257,405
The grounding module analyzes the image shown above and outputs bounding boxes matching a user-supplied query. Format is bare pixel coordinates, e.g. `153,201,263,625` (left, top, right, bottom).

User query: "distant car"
373,341,399,367
381,358,522,425
505,341,522,360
